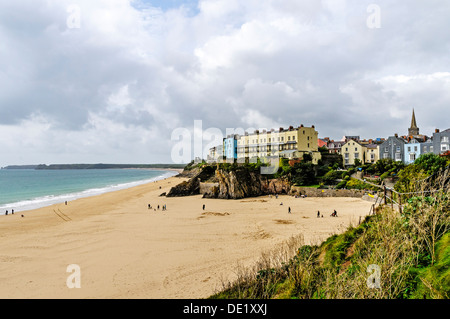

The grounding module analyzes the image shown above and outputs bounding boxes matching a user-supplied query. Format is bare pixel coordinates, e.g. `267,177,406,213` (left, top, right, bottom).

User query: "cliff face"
166,165,215,197
203,168,291,199
167,166,291,199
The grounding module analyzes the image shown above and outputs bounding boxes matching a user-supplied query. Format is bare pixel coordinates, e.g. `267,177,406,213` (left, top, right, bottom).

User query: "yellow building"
364,144,379,164
342,140,365,166
236,125,321,164
342,140,380,166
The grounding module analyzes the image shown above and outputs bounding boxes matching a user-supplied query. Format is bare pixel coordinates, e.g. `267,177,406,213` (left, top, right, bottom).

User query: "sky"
0,0,449,166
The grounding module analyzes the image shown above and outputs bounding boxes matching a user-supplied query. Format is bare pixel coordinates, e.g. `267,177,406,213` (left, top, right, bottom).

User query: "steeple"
408,108,419,136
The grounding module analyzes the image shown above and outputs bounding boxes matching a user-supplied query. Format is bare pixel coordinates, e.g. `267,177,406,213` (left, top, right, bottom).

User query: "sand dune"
0,176,373,299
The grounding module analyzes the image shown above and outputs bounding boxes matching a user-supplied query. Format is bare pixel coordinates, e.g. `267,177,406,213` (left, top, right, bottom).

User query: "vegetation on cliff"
209,158,450,299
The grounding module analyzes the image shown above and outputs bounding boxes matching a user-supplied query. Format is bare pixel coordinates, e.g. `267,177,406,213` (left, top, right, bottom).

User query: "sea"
0,169,177,215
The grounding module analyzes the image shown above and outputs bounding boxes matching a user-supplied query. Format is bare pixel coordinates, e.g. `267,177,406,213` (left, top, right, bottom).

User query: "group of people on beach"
148,204,167,211
315,210,338,218
4,209,14,215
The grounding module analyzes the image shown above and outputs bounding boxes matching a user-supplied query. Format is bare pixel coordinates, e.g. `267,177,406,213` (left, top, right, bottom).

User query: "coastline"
0,175,373,299
0,169,181,215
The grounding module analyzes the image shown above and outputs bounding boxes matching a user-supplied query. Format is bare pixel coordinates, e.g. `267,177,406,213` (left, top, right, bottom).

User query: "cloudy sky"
0,0,449,166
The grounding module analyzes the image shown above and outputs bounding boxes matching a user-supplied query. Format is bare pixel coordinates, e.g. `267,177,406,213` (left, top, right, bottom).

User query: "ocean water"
0,169,177,214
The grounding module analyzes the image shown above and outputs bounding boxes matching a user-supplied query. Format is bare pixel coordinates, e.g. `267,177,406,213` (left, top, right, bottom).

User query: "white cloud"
1,0,450,166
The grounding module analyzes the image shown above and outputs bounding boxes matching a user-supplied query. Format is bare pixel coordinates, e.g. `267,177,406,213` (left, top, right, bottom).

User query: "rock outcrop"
168,165,291,199
166,165,215,197
203,168,291,199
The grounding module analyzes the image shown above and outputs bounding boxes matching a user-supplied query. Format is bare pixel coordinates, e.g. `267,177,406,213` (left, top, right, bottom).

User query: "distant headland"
1,163,187,170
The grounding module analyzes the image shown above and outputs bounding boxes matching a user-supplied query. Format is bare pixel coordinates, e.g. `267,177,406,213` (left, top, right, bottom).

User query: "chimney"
300,124,304,128
435,129,440,133
289,126,293,130
279,127,284,132
394,133,398,138
312,125,315,128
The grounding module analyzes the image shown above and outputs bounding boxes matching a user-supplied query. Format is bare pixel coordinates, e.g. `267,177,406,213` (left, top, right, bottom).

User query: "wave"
0,170,177,215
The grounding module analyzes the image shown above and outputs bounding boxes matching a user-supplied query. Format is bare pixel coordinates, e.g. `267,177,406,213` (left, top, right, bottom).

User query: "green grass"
209,208,449,299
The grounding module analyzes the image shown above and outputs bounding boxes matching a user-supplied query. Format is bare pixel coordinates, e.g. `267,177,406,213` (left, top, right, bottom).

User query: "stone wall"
290,186,366,198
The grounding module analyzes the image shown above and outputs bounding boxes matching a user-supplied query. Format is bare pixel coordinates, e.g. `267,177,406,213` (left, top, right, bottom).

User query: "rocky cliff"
202,168,291,199
167,165,291,199
166,165,215,197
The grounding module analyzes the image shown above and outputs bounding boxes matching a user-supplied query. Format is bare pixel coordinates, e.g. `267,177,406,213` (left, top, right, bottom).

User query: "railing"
357,169,449,218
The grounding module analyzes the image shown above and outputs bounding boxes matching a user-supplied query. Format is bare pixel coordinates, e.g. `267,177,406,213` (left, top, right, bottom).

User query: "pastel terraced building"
236,125,321,164
342,139,380,166
224,135,238,162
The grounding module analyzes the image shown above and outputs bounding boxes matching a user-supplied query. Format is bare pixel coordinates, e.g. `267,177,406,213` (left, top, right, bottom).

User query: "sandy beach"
0,175,373,299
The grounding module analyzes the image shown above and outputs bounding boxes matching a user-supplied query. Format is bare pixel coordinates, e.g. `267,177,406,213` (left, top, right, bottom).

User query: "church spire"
408,108,419,136
411,108,417,128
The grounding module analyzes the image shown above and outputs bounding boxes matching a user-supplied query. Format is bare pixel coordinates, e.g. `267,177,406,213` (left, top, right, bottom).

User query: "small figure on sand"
157,205,160,210
317,211,320,218
288,207,291,214
280,202,283,206
202,204,205,210
65,201,68,205
331,210,338,217
11,209,14,215
5,210,8,216
148,204,152,209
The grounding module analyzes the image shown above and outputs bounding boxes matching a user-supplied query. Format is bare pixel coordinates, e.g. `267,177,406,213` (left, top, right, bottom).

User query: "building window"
423,146,427,152
345,153,349,159
441,136,449,143
396,146,400,153
410,153,416,161
385,147,388,153
345,147,348,151
292,136,295,140
408,146,411,152
442,144,449,152
354,153,359,159
395,153,401,161
355,148,357,152
414,146,418,152
430,146,434,152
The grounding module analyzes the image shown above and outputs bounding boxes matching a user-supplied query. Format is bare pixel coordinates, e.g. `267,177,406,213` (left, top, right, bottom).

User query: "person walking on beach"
11,209,14,215
202,204,205,210
317,211,320,218
288,207,291,214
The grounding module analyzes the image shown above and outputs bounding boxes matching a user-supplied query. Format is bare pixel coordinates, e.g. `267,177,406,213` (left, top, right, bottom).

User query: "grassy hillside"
210,169,449,299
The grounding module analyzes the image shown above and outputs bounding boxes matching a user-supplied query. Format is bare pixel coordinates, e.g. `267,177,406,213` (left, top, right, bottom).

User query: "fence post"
384,186,387,205
399,193,402,214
